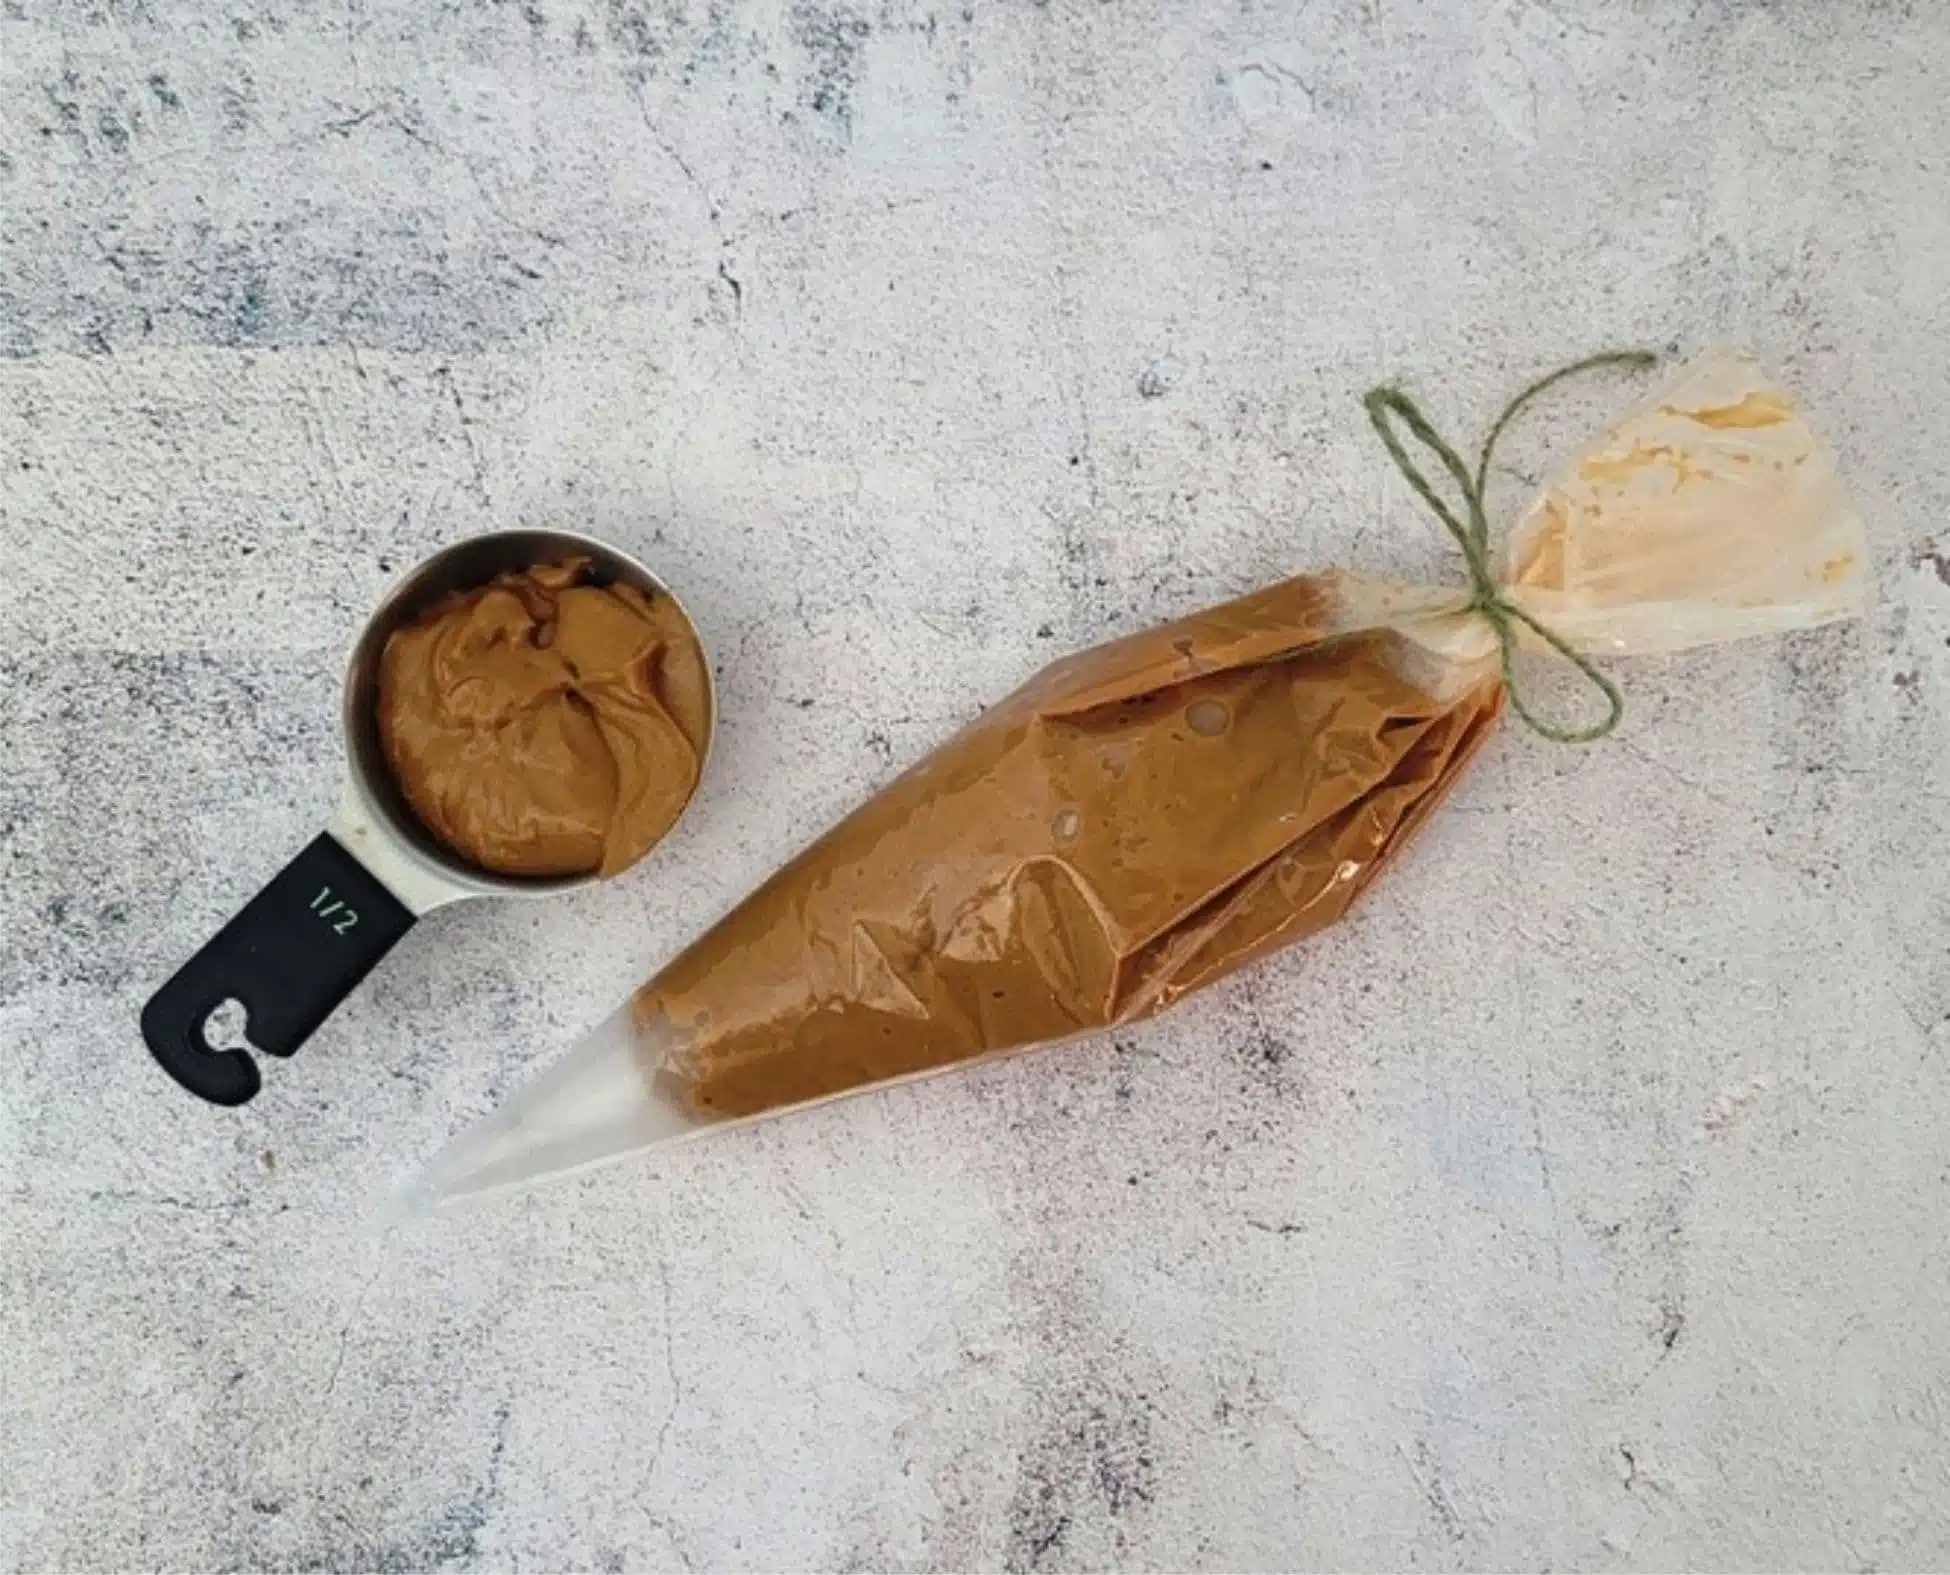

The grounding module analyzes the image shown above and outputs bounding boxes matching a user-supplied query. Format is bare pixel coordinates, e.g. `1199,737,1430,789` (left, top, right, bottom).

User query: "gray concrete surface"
4,1,1948,1569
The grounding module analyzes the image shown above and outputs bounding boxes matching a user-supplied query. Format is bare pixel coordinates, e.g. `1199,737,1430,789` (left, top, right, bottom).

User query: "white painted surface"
3,2,1947,1569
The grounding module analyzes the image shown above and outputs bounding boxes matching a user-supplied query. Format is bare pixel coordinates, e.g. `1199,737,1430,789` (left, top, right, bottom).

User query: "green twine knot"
1364,350,1658,744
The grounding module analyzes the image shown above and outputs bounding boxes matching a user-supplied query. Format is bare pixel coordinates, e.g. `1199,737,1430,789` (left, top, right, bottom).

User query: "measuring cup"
140,528,714,1106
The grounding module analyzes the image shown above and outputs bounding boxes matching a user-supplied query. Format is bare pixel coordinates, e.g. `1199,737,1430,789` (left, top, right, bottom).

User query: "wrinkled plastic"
401,347,1867,1211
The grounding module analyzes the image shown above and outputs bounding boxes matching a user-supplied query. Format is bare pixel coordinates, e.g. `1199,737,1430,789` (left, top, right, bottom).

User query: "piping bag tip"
380,1005,700,1219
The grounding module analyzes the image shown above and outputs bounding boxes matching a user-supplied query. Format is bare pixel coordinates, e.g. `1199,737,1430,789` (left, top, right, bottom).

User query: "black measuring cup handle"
140,833,417,1105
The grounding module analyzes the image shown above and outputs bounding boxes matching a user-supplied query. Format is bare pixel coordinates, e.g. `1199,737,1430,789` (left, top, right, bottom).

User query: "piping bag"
397,347,1866,1212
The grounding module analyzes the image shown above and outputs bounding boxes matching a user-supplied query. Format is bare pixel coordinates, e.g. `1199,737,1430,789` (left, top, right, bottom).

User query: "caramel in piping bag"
401,348,1866,1211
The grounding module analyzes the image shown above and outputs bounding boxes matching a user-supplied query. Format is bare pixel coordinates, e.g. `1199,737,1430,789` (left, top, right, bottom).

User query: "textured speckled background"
4,2,1949,1570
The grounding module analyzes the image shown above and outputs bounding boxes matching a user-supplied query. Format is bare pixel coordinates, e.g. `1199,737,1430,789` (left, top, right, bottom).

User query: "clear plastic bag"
398,347,1866,1212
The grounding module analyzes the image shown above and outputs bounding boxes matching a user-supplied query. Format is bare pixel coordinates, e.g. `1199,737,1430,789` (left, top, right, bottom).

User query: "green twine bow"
1364,350,1657,743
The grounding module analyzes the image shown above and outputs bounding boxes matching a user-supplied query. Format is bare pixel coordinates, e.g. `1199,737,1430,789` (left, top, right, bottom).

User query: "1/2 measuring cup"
139,528,714,1106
